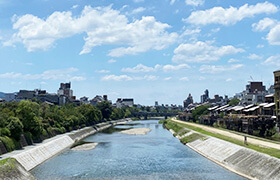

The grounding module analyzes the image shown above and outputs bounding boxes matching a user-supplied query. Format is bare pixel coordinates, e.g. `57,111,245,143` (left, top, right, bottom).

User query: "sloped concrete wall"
12,135,74,171
187,136,280,180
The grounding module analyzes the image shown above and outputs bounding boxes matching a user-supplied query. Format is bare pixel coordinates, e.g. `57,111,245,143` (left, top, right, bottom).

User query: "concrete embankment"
0,119,130,179
168,127,280,180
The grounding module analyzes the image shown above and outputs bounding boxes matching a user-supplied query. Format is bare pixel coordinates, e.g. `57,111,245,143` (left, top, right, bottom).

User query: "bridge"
134,111,178,119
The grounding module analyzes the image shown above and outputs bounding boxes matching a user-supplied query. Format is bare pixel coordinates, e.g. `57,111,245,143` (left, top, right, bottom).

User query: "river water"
31,120,246,180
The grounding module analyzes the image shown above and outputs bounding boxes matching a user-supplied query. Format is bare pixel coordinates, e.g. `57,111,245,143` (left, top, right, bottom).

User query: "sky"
0,0,280,106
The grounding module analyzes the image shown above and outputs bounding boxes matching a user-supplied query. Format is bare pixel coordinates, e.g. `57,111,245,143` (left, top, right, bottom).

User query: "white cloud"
172,41,244,63
25,62,33,66
228,58,239,63
101,75,133,81
252,18,278,31
185,0,204,7
134,0,144,2
267,24,280,45
5,6,177,56
252,18,280,45
199,64,244,73
170,0,176,5
226,78,232,82
130,7,146,15
95,70,110,73
199,76,206,80
164,77,172,81
264,55,280,66
122,64,159,73
108,59,116,63
72,5,79,9
248,53,262,60
181,28,201,37
184,2,278,25
179,77,189,81
0,67,85,81
101,74,158,81
121,63,190,73
162,64,190,72
143,75,159,81
257,44,264,48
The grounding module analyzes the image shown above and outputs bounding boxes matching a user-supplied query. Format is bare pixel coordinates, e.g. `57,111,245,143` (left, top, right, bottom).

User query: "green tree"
229,98,240,106
7,117,23,141
97,101,113,120
16,100,43,137
191,105,209,122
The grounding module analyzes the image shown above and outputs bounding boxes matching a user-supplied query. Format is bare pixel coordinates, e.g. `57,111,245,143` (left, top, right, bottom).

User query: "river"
31,120,246,180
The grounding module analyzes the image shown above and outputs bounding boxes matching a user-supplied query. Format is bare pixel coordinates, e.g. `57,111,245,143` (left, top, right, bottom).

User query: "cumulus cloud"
179,77,189,81
185,0,204,7
248,53,262,60
252,18,280,45
108,59,116,63
228,58,239,63
172,41,244,63
164,77,172,81
0,68,85,81
170,0,176,5
5,6,177,56
101,75,133,81
252,18,278,31
264,55,280,66
101,74,159,81
199,64,244,73
121,63,190,73
162,64,190,72
95,70,110,73
184,2,278,25
121,64,159,73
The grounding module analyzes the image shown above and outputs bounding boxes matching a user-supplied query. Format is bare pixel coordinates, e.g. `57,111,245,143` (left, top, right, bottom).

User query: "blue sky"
0,0,280,105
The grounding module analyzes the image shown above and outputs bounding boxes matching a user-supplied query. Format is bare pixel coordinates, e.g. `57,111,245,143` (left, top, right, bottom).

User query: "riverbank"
0,118,131,179
163,119,280,180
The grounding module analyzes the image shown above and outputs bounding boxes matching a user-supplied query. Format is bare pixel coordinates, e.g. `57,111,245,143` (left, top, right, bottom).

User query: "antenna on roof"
250,76,254,81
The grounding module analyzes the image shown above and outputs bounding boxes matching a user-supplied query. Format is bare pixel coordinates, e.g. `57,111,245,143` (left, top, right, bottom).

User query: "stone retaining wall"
171,128,280,180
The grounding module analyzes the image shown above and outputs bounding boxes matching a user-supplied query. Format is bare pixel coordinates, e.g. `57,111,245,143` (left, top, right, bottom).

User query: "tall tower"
274,70,280,123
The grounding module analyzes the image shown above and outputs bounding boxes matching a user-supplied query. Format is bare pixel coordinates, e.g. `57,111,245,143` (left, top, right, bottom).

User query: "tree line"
0,100,140,153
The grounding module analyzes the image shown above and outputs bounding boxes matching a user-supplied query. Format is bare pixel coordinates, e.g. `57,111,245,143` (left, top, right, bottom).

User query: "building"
4,93,16,102
116,98,134,108
200,89,209,103
183,93,193,108
246,81,265,93
90,95,105,106
240,81,268,105
80,96,89,104
274,70,280,121
16,90,36,101
57,82,74,99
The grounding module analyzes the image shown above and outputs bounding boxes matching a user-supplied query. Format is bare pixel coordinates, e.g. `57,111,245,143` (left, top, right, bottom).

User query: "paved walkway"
172,118,280,150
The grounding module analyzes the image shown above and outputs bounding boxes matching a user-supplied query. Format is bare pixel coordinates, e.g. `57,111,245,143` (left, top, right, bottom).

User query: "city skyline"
0,0,279,105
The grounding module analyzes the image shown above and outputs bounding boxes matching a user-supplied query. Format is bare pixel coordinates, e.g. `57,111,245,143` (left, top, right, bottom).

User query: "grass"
168,119,280,159
180,133,205,144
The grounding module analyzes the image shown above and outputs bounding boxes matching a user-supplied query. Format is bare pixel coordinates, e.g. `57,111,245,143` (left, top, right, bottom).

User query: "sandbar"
120,128,151,135
71,142,98,151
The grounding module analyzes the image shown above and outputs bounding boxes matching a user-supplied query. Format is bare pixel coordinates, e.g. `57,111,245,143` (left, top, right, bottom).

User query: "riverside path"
171,118,280,150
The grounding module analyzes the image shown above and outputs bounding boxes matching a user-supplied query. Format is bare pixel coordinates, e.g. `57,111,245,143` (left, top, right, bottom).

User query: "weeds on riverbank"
180,133,205,144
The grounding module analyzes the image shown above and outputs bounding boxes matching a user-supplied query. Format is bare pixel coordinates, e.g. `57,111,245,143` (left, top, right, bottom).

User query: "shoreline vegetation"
160,118,280,159
0,100,171,155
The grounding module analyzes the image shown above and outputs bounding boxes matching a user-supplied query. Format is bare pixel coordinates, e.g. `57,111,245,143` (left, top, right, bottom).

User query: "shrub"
0,136,15,152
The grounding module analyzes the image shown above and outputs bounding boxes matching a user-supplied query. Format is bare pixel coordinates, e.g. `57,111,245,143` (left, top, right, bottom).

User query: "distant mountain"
0,92,5,98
